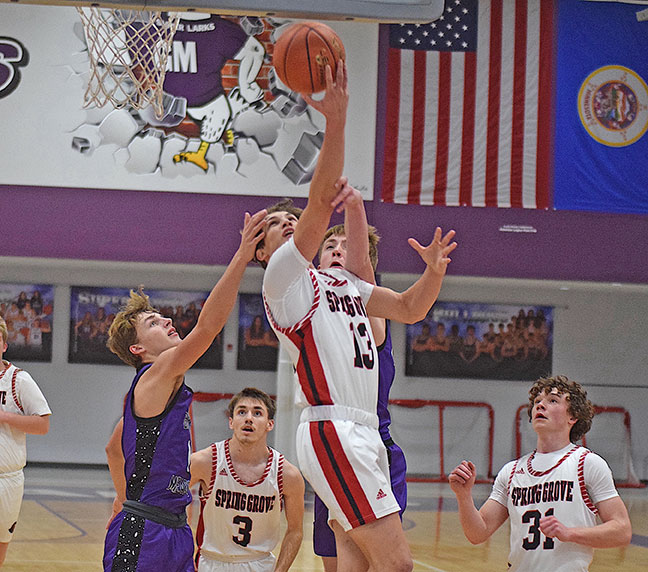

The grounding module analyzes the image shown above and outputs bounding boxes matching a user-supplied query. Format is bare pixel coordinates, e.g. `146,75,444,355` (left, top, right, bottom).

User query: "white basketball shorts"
297,413,400,531
0,470,25,543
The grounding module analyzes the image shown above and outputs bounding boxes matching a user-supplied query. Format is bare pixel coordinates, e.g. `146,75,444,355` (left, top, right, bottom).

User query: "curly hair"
227,387,276,420
107,287,158,369
254,199,303,269
527,375,594,442
318,224,381,272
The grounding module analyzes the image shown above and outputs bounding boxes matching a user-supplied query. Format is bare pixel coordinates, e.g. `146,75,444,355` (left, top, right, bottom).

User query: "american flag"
381,0,552,208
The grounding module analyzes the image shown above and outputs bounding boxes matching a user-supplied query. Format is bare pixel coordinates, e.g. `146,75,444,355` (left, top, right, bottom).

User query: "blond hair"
107,288,158,368
319,224,381,271
0,317,7,345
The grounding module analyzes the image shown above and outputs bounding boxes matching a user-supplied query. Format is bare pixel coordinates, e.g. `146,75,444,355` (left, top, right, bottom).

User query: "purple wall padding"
1,183,647,283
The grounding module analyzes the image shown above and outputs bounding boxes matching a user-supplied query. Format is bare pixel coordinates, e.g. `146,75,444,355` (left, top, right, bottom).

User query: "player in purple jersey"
312,189,408,570
102,209,266,572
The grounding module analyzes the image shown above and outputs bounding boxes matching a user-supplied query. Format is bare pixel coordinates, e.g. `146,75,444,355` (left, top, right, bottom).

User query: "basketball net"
76,7,179,119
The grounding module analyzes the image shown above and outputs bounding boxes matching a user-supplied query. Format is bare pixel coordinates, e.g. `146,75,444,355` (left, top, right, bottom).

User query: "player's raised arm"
293,63,349,263
329,177,374,284
366,227,457,324
132,210,266,415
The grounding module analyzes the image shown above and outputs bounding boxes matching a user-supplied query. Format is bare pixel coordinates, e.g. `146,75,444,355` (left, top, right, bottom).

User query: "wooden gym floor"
3,464,647,571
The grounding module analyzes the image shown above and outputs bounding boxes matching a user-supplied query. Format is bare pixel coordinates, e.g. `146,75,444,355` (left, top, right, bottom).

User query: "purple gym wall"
1,182,647,284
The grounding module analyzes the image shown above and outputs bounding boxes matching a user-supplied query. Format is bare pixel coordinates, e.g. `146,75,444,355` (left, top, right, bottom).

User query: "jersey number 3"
350,323,374,369
232,515,253,547
522,509,555,551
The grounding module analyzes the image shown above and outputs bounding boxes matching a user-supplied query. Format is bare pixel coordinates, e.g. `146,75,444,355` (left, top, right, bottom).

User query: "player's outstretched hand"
238,209,267,262
302,61,348,125
408,227,457,275
330,176,363,213
449,460,477,496
540,514,570,542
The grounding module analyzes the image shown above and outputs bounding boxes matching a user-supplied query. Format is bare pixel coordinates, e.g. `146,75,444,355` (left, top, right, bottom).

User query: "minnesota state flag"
554,0,648,213
381,0,648,214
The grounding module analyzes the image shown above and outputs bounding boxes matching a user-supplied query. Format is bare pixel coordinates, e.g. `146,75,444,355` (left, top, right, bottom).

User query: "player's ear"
255,244,269,264
228,417,234,430
266,419,275,432
129,344,144,357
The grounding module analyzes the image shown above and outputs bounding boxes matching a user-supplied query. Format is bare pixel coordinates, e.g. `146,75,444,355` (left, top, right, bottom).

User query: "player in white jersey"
191,388,305,572
0,317,51,567
254,62,457,572
449,375,632,571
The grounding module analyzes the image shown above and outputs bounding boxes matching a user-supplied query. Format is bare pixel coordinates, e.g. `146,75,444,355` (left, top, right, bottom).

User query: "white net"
76,7,179,118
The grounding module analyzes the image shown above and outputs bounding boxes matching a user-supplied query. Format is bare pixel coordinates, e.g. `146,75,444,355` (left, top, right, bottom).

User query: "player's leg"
0,470,24,567
330,519,367,572
345,512,412,572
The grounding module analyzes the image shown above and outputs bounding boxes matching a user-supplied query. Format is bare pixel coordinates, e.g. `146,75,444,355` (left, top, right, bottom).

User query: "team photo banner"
69,285,223,368
405,301,554,381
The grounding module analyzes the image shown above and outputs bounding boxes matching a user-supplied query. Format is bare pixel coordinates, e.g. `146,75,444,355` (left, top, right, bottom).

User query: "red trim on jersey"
263,270,333,406
263,269,320,336
507,460,519,496
288,322,333,406
224,439,274,487
527,445,578,477
199,442,218,501
0,361,10,382
278,453,285,511
578,450,598,515
309,420,376,528
11,368,24,413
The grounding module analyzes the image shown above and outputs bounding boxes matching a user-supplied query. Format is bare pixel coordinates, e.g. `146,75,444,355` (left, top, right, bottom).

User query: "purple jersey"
104,364,194,571
377,321,396,441
122,364,193,513
163,16,248,107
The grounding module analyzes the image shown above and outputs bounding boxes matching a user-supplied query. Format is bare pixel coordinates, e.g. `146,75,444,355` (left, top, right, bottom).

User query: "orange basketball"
273,21,345,95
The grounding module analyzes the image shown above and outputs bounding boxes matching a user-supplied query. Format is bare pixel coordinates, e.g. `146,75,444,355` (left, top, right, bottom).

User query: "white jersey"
263,238,378,414
0,361,51,474
196,440,285,565
490,444,619,572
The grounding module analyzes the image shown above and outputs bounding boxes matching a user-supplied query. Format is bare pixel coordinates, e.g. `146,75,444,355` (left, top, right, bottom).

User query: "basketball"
272,21,345,95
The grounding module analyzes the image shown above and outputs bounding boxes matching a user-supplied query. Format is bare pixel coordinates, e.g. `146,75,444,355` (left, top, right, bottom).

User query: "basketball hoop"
76,7,179,119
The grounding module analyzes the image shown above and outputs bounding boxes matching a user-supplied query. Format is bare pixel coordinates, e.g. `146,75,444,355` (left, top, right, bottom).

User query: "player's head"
527,375,594,442
0,316,7,352
254,199,303,269
228,387,276,420
318,224,380,271
108,287,178,368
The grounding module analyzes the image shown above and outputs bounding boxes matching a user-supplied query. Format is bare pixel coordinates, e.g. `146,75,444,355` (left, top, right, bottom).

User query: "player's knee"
395,555,413,572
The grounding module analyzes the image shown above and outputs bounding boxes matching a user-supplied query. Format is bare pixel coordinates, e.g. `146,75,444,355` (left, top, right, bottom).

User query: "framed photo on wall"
0,283,54,362
69,286,223,368
405,301,553,381
237,293,279,371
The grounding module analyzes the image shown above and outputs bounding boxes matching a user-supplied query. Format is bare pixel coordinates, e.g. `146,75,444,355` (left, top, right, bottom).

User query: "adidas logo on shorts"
376,489,387,500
